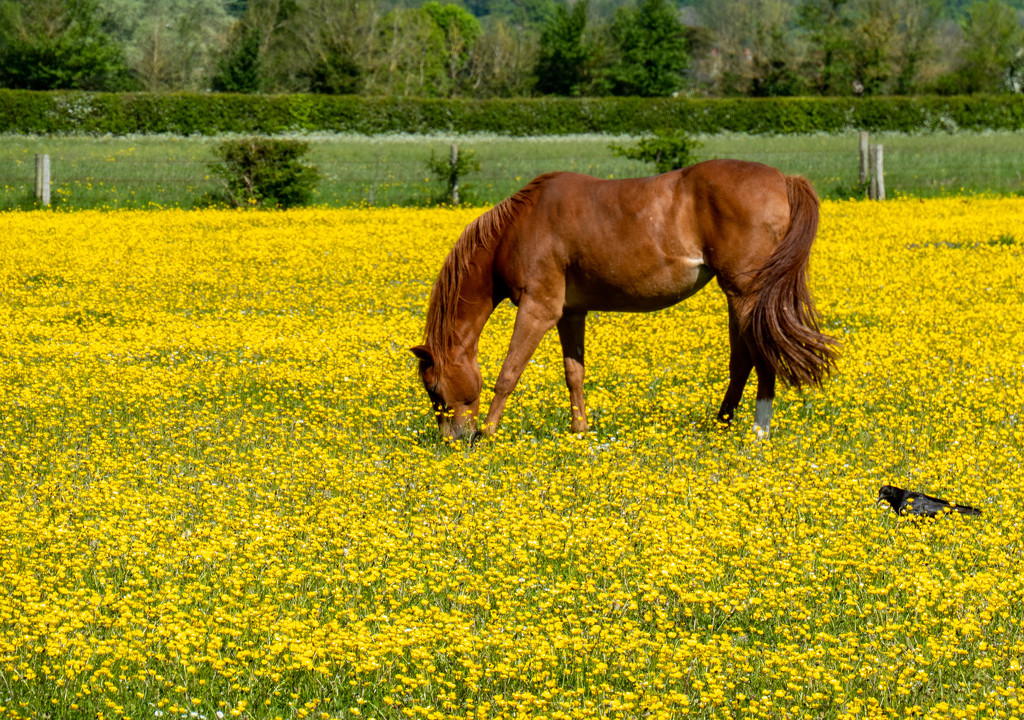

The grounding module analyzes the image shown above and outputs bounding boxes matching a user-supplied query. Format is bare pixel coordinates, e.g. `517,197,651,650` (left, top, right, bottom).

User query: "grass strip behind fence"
2,131,1023,210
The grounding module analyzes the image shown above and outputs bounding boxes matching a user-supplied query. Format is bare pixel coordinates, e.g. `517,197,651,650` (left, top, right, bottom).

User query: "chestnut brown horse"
412,159,837,441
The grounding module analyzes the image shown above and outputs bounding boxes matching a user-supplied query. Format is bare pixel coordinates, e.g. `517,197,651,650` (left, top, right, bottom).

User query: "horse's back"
495,161,794,311
518,161,791,249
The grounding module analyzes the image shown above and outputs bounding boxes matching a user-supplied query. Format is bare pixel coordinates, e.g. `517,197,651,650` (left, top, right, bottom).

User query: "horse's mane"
423,176,548,367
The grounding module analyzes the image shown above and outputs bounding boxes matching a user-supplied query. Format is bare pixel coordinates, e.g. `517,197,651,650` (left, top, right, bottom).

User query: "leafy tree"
463,21,537,97
372,7,446,96
230,0,302,92
308,43,365,94
262,0,376,93
423,2,482,93
604,0,689,97
891,0,943,94
535,0,595,95
946,0,1024,93
463,0,558,29
699,0,802,96
0,0,133,90
751,22,806,96
101,0,231,91
797,0,855,94
212,22,263,93
1007,48,1024,92
798,0,943,95
847,0,899,94
97,0,230,91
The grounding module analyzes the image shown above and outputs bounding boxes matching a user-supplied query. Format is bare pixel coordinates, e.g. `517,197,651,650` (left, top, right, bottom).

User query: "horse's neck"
431,241,499,364
449,249,498,357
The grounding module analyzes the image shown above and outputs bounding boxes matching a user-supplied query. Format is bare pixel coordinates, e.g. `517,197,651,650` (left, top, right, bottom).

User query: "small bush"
205,137,319,209
826,178,870,201
427,145,480,205
610,129,703,173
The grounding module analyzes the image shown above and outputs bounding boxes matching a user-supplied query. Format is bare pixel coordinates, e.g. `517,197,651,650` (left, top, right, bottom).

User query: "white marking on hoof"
754,399,773,440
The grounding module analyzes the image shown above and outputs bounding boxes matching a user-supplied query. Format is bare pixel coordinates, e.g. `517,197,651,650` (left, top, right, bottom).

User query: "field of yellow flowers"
1,198,1023,720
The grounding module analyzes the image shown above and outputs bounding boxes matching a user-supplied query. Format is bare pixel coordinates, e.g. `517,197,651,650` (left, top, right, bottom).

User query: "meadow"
2,130,1024,209
1,198,1023,720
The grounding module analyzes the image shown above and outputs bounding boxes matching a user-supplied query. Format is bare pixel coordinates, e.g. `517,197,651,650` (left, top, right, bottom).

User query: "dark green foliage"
307,47,365,95
797,0,855,95
463,0,558,28
0,0,133,91
610,129,703,173
5,90,1024,136
828,177,869,200
535,0,595,96
604,0,689,97
939,0,1024,94
750,25,806,98
211,25,263,94
205,137,320,209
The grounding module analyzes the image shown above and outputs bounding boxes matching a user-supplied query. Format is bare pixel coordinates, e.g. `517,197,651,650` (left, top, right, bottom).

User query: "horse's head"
411,345,482,440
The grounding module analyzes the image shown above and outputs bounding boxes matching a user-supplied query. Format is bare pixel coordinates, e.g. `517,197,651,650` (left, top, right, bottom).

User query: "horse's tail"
748,175,838,388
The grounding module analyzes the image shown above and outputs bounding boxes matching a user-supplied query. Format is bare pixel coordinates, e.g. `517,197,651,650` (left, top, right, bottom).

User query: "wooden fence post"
874,143,885,201
35,153,51,206
859,131,869,186
868,145,877,200
450,144,460,205
868,144,885,201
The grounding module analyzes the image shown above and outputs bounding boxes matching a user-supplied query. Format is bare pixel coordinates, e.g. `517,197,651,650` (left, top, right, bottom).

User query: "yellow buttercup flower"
0,200,1022,719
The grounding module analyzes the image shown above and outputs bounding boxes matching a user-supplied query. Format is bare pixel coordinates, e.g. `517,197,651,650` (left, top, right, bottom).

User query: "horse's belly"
565,262,714,312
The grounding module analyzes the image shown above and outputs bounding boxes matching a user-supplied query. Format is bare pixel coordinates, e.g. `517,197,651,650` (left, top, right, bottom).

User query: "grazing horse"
412,159,837,441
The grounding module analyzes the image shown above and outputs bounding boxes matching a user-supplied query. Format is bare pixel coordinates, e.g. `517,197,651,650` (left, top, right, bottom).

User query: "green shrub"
204,137,320,209
426,145,481,205
610,129,703,172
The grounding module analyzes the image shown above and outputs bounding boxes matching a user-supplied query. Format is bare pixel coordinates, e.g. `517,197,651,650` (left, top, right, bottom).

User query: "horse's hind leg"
718,300,777,437
752,364,776,438
717,303,754,425
557,311,588,433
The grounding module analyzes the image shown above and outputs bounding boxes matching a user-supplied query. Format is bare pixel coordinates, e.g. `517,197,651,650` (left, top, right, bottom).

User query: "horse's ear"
410,345,434,367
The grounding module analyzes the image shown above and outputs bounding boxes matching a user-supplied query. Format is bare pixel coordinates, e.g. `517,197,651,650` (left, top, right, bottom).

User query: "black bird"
876,484,982,517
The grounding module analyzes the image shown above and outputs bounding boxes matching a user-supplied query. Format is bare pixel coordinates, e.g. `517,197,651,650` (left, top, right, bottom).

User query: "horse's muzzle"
438,416,476,442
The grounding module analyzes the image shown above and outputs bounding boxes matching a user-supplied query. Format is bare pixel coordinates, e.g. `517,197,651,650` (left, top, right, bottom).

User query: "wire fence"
0,148,651,209
3,132,1024,210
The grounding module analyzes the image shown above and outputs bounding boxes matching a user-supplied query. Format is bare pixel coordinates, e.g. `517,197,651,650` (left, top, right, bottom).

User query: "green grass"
2,131,1024,210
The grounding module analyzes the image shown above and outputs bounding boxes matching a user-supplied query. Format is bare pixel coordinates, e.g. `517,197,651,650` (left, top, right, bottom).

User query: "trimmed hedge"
2,90,1024,136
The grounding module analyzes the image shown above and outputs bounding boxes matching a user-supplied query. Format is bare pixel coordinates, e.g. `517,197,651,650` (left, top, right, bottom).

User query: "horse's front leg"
479,299,561,436
557,311,588,433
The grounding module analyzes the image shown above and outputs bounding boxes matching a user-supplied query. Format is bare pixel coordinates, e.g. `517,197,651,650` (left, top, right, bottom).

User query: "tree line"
1,0,1022,99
